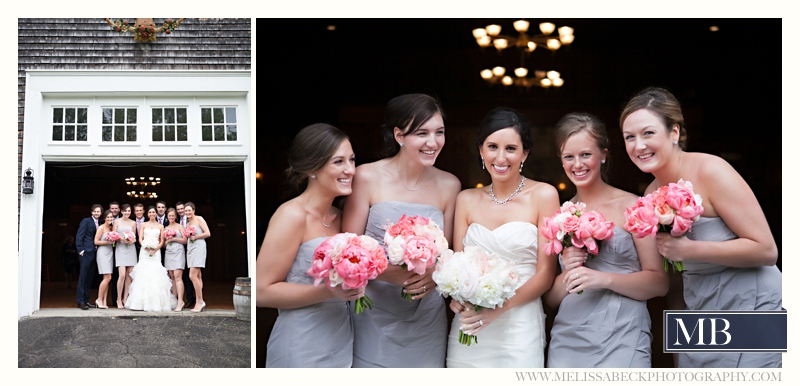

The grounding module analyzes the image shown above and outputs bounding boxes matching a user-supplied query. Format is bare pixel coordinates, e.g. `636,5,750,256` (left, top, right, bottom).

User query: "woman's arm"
174,225,188,245
256,204,354,309
440,172,462,246
341,164,373,236
94,227,109,246
656,156,778,267
451,190,473,253
193,217,211,240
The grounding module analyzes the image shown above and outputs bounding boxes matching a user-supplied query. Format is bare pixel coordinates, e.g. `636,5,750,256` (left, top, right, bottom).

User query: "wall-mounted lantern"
22,168,34,195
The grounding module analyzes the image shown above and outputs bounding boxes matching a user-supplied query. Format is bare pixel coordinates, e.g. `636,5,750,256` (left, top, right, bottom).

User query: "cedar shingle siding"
17,17,251,198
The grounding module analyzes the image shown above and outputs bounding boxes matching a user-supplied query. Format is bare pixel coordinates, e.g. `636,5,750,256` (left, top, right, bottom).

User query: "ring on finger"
479,320,483,327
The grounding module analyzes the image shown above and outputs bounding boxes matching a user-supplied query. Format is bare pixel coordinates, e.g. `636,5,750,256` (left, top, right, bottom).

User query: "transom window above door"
201,107,237,141
102,108,137,142
52,107,88,141
152,107,188,141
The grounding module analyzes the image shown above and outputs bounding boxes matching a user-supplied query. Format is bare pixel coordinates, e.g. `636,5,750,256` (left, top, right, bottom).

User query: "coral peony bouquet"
307,233,388,314
183,226,197,243
541,201,615,257
624,179,704,272
122,230,136,247
106,231,121,248
432,245,519,346
384,214,449,300
164,229,177,245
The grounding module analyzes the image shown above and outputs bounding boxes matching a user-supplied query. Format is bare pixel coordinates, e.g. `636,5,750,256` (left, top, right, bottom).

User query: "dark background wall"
255,18,782,367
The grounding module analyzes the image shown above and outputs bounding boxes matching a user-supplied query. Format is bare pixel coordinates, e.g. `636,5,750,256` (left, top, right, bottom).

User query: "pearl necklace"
489,176,526,205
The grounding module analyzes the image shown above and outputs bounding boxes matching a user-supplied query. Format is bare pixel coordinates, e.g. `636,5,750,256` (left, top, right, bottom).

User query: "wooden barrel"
233,277,251,322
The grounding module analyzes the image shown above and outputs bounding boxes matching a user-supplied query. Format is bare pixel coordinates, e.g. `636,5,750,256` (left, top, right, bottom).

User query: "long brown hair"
284,123,349,197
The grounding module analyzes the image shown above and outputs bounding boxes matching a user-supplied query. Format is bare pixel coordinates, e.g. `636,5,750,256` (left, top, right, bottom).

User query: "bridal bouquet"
432,246,519,346
541,201,615,257
306,233,388,314
183,226,197,243
624,179,704,272
122,230,135,247
164,229,177,245
106,231,121,248
383,214,449,301
142,238,159,256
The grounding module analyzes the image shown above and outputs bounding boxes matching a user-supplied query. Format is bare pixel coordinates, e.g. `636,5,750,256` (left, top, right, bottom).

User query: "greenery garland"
105,18,184,42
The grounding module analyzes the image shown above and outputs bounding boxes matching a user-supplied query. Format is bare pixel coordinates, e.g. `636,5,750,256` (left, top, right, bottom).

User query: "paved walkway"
19,308,250,368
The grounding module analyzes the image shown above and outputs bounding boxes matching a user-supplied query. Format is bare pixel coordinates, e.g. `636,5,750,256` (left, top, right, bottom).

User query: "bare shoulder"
270,199,307,228
527,179,559,201
354,159,388,183
431,168,462,194
456,187,482,204
611,187,640,208
694,152,736,180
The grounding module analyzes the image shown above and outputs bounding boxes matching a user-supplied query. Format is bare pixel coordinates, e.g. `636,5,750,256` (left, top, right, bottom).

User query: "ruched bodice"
678,216,782,368
447,221,545,368
548,227,652,368
267,237,353,367
142,227,160,244
464,222,538,284
114,224,137,267
353,201,448,368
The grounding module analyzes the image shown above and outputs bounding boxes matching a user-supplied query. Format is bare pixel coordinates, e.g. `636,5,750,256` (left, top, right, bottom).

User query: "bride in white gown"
446,108,559,367
126,206,177,312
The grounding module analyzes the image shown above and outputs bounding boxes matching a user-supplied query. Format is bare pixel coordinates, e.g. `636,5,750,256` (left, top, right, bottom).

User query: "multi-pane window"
152,107,188,141
201,107,237,141
52,107,88,141
102,108,137,142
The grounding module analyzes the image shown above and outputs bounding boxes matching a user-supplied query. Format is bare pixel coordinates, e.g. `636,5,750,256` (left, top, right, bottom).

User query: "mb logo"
664,310,786,353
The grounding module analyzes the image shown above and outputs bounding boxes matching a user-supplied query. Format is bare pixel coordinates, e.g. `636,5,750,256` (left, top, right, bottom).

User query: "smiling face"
395,112,445,167
168,211,177,224
313,139,356,197
104,212,114,225
134,206,144,220
156,202,166,216
109,204,119,217
176,204,184,217
147,208,157,221
480,127,529,182
121,206,131,220
560,130,607,188
184,205,194,219
621,108,680,174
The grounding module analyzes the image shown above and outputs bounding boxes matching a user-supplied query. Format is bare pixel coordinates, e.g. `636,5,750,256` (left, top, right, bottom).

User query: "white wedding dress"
446,222,546,368
125,228,177,312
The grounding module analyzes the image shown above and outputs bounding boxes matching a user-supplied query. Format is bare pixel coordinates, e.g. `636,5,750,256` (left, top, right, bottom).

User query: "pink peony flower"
383,215,448,301
542,201,614,258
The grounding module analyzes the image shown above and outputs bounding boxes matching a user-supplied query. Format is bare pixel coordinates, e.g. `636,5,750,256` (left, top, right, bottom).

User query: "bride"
446,108,559,367
126,206,177,312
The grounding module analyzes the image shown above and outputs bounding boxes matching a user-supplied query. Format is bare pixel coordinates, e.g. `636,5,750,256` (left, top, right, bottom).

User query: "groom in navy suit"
76,204,103,310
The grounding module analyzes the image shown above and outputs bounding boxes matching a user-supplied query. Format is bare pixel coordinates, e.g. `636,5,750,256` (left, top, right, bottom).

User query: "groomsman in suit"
133,203,146,256
176,201,196,309
108,201,121,302
156,201,169,265
76,204,103,310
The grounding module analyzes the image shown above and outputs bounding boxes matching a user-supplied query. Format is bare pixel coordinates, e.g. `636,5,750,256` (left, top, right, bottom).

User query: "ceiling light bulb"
547,71,560,80
553,77,564,87
486,24,501,36
493,38,508,51
472,28,487,39
480,69,493,79
513,20,530,33
477,35,491,47
501,76,513,86
514,67,528,77
541,78,552,88
560,34,574,45
547,38,561,51
525,41,537,52
492,66,506,77
539,22,555,35
558,26,574,36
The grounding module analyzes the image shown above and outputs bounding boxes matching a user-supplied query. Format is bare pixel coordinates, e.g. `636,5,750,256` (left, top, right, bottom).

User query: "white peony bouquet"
432,245,519,345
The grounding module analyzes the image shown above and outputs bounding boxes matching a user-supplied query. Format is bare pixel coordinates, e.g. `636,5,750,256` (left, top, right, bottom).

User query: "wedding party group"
75,200,211,313
256,88,782,368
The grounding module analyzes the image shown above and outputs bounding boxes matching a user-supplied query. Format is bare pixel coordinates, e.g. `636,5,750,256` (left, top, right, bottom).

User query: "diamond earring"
601,159,606,164
311,174,316,179
673,140,678,146
399,142,404,147
481,156,485,170
519,160,525,173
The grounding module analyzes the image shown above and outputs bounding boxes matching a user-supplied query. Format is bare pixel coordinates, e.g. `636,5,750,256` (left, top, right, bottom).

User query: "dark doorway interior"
40,162,250,309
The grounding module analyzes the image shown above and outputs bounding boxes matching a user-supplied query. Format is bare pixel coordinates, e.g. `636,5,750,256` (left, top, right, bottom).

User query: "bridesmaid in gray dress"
258,123,361,368
164,208,188,311
184,202,210,313
545,113,668,367
113,204,138,308
93,210,117,309
620,88,781,368
342,94,461,367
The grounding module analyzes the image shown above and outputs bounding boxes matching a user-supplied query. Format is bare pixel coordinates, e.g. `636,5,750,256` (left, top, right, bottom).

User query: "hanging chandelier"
472,20,574,53
474,20,572,89
124,176,161,199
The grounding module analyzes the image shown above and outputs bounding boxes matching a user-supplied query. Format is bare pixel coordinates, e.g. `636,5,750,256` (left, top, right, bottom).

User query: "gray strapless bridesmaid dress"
351,201,448,368
678,217,782,368
266,237,354,368
96,232,114,274
547,227,652,367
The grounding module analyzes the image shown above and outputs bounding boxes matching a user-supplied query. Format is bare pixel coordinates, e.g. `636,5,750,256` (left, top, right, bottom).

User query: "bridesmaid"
446,107,559,368
184,202,210,313
257,123,361,368
93,210,115,309
342,93,461,368
619,87,781,368
544,112,668,367
164,207,188,311
113,204,138,308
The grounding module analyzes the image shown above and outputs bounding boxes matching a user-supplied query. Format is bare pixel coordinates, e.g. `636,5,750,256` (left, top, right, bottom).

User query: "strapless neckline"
468,221,538,233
